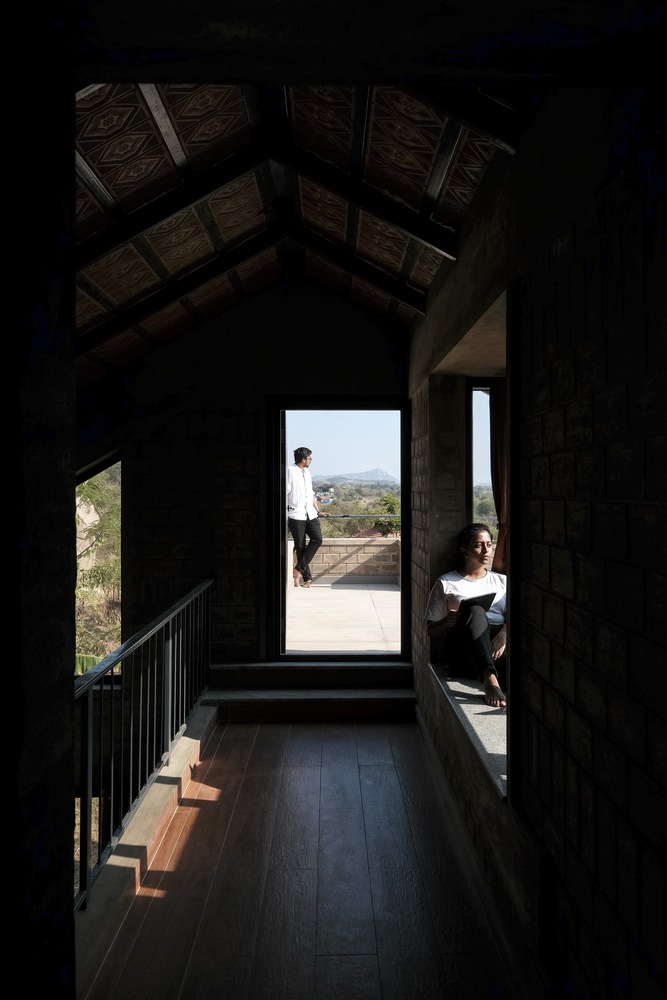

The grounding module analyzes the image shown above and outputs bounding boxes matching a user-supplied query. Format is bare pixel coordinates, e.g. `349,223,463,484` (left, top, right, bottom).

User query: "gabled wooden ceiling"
75,82,530,389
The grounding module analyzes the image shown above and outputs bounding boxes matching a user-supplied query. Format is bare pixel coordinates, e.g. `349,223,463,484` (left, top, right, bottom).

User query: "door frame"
267,394,411,661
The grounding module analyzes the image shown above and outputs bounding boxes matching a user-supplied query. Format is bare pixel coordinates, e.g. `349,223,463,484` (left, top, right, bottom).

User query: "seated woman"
425,522,507,708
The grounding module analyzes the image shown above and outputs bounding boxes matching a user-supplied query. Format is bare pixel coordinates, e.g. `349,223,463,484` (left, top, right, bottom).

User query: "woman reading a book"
425,522,507,708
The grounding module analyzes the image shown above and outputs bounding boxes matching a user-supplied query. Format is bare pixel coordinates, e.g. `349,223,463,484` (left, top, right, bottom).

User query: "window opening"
283,409,402,655
429,383,509,797
472,388,496,531
75,461,122,673
74,460,121,898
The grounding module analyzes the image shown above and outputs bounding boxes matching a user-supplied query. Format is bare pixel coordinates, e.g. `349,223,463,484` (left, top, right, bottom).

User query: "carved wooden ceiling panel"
156,84,251,169
288,87,357,171
364,88,449,211
75,82,528,389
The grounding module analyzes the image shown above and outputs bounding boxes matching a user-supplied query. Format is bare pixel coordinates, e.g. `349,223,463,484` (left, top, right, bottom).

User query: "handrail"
75,579,213,696
74,579,213,912
319,513,400,518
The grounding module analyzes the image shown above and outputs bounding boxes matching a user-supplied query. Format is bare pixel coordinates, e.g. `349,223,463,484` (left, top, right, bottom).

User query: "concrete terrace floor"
285,579,402,654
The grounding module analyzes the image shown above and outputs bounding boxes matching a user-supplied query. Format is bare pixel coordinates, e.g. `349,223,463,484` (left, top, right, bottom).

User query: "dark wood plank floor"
82,720,522,1000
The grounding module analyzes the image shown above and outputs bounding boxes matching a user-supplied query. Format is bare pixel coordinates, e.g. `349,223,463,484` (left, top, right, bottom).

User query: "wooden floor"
82,720,522,1000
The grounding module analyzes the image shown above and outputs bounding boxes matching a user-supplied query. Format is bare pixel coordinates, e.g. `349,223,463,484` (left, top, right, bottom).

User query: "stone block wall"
308,538,400,581
410,375,468,703
407,91,665,1000
114,281,407,663
409,371,543,992
410,379,431,673
513,169,665,999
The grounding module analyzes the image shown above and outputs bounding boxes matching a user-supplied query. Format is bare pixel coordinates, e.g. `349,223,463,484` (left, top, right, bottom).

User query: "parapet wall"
295,538,400,582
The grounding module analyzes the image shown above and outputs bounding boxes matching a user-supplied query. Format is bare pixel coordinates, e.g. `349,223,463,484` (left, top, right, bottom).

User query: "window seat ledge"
429,662,507,798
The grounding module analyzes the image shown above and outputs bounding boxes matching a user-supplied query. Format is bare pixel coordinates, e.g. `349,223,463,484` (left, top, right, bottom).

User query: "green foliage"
373,494,401,536
320,504,368,538
332,485,362,502
76,465,121,564
472,484,498,526
317,484,401,538
75,653,102,676
76,464,122,661
75,582,121,659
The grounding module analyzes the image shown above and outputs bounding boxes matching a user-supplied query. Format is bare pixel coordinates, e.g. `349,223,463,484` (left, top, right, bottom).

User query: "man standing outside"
287,447,329,588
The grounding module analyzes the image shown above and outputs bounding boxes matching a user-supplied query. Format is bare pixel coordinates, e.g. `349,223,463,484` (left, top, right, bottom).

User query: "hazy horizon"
286,398,492,485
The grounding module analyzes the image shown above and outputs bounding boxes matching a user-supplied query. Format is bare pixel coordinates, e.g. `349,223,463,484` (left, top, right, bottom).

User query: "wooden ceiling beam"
281,223,427,313
403,83,522,153
77,218,425,358
76,227,282,352
75,137,270,267
271,139,457,258
76,133,457,270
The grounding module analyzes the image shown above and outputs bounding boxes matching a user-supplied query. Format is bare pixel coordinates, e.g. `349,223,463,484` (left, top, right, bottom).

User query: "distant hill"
313,468,399,485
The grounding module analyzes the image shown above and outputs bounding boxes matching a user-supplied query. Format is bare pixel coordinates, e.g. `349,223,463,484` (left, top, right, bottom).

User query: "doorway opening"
282,407,405,656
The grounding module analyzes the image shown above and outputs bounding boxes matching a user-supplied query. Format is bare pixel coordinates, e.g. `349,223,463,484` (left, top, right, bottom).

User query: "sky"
286,396,491,483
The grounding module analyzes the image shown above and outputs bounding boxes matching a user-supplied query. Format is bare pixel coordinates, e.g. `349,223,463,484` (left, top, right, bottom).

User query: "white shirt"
424,570,507,626
286,463,319,521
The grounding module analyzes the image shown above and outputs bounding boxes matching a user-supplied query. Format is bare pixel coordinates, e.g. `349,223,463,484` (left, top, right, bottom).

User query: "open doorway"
282,408,404,656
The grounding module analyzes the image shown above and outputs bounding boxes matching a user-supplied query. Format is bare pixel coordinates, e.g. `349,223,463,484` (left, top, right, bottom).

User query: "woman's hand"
427,610,458,638
491,628,507,660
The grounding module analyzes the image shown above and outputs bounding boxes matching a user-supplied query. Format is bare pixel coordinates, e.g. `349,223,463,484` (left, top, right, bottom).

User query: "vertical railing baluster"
164,617,173,763
74,580,213,911
78,686,93,906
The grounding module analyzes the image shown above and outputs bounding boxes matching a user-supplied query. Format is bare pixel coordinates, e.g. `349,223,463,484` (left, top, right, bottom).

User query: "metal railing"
320,511,401,521
319,513,401,533
74,579,213,912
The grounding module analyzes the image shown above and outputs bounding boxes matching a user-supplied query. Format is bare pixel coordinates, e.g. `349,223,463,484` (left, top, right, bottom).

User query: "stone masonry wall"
307,538,400,581
410,380,431,673
114,281,407,662
411,375,468,708
408,373,543,994
513,169,665,1000
408,90,665,1000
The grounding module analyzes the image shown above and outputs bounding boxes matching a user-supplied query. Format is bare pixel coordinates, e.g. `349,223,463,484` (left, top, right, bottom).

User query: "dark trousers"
438,604,506,686
288,516,322,582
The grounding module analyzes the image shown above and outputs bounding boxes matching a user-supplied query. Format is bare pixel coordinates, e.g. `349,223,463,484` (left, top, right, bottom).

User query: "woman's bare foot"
483,672,507,708
293,568,303,587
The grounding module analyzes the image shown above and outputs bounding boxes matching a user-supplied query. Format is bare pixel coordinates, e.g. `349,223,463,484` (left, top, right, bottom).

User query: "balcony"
285,536,401,654
286,581,401,655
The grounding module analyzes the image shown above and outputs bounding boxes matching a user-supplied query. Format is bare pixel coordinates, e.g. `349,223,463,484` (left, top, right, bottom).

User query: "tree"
320,503,369,538
76,464,122,658
373,494,401,536
77,464,121,564
472,488,497,523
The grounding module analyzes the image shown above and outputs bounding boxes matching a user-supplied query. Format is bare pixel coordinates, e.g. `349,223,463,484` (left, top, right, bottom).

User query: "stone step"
201,687,417,723
208,661,413,691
